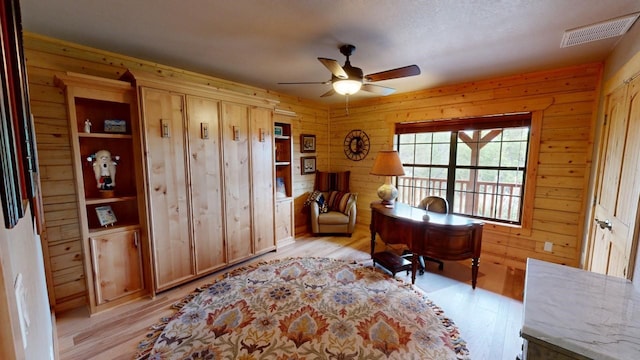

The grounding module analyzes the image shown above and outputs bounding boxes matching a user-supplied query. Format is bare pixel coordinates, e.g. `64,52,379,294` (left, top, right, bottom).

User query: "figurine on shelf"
84,118,92,133
92,149,117,191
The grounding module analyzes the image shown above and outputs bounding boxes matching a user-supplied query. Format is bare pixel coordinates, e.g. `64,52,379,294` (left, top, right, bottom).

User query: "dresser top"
522,258,640,359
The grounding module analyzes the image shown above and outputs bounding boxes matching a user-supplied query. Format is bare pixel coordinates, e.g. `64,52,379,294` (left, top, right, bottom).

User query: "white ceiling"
20,0,640,104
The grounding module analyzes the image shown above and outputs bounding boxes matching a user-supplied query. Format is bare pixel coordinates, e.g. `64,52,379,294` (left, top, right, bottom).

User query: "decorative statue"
84,118,92,133
92,149,117,190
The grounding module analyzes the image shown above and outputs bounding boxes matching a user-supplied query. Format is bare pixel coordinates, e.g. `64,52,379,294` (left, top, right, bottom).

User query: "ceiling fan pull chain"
345,94,350,115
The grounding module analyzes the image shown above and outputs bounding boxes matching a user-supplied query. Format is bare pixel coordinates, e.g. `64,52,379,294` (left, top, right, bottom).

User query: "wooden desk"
370,201,484,288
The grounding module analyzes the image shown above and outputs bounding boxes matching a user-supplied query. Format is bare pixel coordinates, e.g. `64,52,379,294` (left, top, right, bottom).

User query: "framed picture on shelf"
95,205,117,226
104,119,127,133
301,134,316,153
274,125,283,137
301,156,316,175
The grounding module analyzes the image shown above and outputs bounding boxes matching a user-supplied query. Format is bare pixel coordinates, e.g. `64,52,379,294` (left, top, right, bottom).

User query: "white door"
589,76,640,278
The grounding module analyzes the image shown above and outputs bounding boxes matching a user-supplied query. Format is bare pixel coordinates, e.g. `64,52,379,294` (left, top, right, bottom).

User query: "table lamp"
370,150,405,207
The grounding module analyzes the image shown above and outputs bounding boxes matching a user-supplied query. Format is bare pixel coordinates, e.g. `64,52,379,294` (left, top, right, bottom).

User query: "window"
395,113,531,224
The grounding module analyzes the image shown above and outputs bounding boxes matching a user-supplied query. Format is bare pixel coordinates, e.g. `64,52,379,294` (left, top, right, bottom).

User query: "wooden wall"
328,63,602,270
25,31,601,310
24,33,326,311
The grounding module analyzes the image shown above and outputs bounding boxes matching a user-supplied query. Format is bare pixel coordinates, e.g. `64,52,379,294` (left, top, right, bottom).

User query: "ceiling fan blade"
320,88,336,97
364,65,421,82
278,81,330,85
362,84,396,96
318,57,348,79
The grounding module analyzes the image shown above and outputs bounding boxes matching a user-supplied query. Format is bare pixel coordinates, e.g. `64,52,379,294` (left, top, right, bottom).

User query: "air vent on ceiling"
560,12,640,48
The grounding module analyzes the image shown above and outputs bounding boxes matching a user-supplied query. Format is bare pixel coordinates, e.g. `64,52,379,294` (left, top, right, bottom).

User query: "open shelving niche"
56,73,150,313
274,110,295,247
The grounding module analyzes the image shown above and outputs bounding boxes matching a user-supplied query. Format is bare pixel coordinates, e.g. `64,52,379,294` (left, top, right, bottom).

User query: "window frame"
394,112,541,232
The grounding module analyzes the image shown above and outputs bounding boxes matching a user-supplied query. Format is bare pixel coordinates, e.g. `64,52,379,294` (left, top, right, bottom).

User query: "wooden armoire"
123,71,279,292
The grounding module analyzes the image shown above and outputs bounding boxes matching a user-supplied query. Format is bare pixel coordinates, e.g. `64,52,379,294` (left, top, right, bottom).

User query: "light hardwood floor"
55,225,525,360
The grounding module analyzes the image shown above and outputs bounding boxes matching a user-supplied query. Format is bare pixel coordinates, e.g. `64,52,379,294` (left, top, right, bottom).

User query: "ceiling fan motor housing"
279,43,419,97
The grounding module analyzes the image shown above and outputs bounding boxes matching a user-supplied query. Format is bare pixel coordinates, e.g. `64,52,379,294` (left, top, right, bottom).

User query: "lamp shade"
370,150,405,176
333,79,362,95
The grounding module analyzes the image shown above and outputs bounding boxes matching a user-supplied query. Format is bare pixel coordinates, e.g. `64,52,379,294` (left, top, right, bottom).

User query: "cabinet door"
90,229,143,305
275,199,294,246
187,95,226,274
221,102,253,263
140,87,193,289
250,107,275,253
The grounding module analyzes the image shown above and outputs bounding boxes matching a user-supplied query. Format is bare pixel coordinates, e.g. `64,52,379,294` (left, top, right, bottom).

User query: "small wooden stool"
372,251,412,277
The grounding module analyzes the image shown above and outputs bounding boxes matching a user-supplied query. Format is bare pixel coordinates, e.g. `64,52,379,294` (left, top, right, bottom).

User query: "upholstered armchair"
310,191,357,235
306,171,357,236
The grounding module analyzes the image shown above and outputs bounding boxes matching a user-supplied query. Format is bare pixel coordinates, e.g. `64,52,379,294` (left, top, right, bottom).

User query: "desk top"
522,258,640,360
370,201,482,227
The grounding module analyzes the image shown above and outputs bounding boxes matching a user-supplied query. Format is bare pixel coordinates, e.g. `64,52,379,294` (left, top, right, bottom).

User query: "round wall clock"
343,129,370,161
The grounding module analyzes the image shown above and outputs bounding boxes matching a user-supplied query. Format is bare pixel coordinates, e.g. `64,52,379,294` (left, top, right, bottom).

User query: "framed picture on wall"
301,156,316,175
274,125,283,137
1,0,37,229
301,134,316,153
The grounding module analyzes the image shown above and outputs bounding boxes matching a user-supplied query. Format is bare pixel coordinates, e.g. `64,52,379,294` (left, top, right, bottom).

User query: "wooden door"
221,102,253,263
140,87,194,289
90,229,143,305
186,95,226,274
250,107,275,254
589,77,640,278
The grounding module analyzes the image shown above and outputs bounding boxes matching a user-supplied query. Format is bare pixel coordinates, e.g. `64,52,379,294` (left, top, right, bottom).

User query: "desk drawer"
420,225,475,260
372,213,413,245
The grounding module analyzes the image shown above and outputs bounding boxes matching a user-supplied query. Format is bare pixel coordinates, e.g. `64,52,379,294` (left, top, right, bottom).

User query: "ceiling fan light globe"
333,79,362,95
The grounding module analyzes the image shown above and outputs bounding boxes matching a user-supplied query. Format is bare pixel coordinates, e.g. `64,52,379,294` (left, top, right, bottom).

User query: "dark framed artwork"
300,134,316,153
1,0,37,229
301,156,316,175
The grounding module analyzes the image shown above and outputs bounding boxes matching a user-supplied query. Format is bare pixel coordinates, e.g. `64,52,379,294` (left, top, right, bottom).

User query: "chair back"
418,196,449,214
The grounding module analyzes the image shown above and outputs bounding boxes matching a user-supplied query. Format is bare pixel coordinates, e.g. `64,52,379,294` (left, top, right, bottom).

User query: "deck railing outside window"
397,176,522,222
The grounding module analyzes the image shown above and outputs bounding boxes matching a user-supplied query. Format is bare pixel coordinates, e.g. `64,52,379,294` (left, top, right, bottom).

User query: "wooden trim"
122,70,279,109
395,112,532,133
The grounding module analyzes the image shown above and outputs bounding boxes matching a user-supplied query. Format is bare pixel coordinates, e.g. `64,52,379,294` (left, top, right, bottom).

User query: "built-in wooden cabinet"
55,72,149,313
139,87,194,290
274,114,295,247
126,70,277,292
251,107,277,254
187,96,225,275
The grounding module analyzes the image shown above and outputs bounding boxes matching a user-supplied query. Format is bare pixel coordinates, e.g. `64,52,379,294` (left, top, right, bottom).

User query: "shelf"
275,161,291,166
85,196,137,205
88,223,140,236
275,135,290,140
276,196,293,202
78,132,132,139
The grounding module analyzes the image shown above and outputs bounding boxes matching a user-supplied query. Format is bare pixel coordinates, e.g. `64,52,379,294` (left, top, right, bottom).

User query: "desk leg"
471,257,479,289
370,229,376,258
411,252,418,284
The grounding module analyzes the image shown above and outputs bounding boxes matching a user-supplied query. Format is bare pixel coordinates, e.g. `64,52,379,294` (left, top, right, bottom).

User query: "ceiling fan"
278,44,421,97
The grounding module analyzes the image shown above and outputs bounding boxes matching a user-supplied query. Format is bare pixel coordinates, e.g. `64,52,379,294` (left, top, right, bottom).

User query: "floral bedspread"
136,257,470,359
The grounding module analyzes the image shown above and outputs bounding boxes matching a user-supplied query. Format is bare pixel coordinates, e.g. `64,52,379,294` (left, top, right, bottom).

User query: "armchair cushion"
327,191,353,215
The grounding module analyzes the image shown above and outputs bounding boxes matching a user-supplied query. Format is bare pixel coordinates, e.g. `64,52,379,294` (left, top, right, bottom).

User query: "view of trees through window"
395,116,530,224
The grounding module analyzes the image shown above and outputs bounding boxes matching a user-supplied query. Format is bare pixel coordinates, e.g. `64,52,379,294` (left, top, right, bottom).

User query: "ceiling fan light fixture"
333,79,362,95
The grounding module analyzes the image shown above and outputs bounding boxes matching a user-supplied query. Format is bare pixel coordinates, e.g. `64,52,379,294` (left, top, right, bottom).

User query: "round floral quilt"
136,257,470,359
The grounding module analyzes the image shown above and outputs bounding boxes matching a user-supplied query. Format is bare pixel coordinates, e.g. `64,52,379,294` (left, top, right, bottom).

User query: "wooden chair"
403,196,449,272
